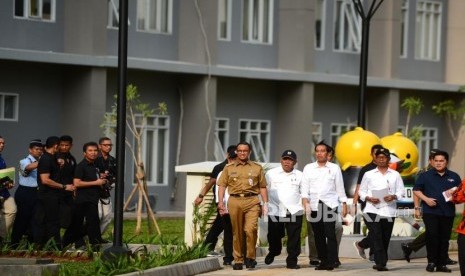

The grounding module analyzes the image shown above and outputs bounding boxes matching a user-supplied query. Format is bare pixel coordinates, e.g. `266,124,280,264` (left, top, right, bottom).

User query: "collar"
233,160,254,166
27,154,38,162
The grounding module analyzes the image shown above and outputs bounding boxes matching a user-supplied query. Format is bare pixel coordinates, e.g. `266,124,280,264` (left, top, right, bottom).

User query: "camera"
100,171,116,199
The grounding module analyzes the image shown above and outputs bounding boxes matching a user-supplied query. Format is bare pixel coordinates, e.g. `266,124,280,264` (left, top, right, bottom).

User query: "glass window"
330,122,356,147
415,0,442,61
315,0,326,50
333,0,361,52
14,0,55,22
400,0,409,58
137,0,172,33
214,118,230,161
108,0,120,28
239,119,270,162
417,127,438,169
0,93,19,121
218,0,232,40
242,0,274,44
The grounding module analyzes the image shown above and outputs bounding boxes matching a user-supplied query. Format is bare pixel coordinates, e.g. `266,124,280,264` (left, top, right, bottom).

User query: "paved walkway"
199,251,460,275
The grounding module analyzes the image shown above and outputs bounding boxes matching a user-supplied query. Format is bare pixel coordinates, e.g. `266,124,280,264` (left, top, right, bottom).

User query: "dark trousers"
423,213,454,266
204,211,233,262
63,200,102,247
358,216,374,256
310,202,338,266
267,214,302,266
458,234,465,276
34,192,62,249
408,231,426,252
11,186,38,246
365,213,394,267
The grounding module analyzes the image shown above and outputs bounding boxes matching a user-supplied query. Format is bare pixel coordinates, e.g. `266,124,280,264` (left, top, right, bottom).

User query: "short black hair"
45,136,60,148
99,137,111,144
237,141,252,151
60,135,73,143
83,141,99,152
226,144,236,153
432,150,449,162
315,140,330,152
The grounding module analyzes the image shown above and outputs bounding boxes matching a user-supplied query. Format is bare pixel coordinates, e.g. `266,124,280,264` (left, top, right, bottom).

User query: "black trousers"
458,234,465,276
364,213,394,267
34,192,62,249
423,213,454,266
267,214,302,266
408,231,426,252
204,211,233,262
63,200,102,247
11,186,38,246
310,202,338,266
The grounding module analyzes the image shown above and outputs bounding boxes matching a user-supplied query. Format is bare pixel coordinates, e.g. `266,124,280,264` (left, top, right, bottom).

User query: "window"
242,0,274,44
417,127,438,169
400,0,409,58
315,0,326,50
312,122,323,147
218,0,232,40
415,0,442,61
214,118,230,161
239,119,270,162
14,0,55,21
330,123,355,147
108,0,131,28
334,0,361,52
137,0,172,33
103,113,170,186
0,93,19,121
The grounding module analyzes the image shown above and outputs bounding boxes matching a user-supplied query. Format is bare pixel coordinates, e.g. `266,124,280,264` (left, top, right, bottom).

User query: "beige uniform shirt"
217,160,266,195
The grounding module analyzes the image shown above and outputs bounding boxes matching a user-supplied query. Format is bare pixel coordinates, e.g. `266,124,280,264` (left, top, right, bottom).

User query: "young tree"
401,97,424,143
432,99,465,142
103,84,167,235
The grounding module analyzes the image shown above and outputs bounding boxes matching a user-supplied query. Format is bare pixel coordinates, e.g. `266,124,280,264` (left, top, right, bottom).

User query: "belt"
229,193,257,198
19,185,38,190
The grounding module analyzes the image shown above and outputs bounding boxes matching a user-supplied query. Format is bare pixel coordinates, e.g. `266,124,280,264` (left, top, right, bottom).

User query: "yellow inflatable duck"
381,132,419,178
335,127,382,171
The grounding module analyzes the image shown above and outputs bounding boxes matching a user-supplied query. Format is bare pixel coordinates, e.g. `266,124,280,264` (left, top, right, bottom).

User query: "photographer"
95,137,116,235
63,142,107,249
10,139,43,247
0,136,17,244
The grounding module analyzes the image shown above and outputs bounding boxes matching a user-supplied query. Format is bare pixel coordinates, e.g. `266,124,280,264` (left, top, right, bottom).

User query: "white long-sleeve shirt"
265,166,303,217
359,167,405,217
301,161,348,211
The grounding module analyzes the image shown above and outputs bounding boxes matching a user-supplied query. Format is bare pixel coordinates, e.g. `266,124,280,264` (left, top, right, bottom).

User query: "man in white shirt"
301,141,348,271
359,147,405,271
264,150,303,269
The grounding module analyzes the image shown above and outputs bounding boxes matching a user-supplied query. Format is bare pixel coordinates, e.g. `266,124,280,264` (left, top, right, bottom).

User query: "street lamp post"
352,0,384,234
103,0,131,259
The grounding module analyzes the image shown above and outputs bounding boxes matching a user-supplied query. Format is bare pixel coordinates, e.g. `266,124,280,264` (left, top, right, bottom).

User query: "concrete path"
199,251,461,276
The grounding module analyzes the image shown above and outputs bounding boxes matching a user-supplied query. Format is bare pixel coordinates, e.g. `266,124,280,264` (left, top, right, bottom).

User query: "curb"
119,257,221,276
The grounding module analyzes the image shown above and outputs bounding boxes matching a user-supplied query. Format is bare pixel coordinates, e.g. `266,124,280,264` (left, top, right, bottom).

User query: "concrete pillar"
178,76,217,164
275,82,314,166
445,0,465,84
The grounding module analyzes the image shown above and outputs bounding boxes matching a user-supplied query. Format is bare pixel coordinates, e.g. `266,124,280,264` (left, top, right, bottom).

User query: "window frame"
417,126,438,169
214,117,230,161
315,0,326,50
136,0,173,34
400,0,409,58
13,0,56,22
238,119,271,162
218,0,233,41
241,0,274,44
108,0,131,29
330,122,356,147
414,0,442,61
0,93,19,122
333,0,361,53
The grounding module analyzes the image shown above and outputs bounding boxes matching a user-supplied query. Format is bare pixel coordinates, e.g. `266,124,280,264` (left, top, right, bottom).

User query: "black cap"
228,149,237,159
375,148,390,157
281,150,297,161
29,139,43,148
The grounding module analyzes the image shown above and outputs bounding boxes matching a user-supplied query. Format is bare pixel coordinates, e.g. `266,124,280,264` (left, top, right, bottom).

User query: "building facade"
0,0,464,211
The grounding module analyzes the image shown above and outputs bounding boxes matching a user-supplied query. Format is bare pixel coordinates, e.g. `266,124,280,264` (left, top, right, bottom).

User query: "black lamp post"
352,0,384,234
103,0,130,259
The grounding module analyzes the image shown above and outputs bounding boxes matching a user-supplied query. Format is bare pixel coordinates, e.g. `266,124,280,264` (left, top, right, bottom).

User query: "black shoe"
245,258,256,269
98,239,110,244
264,253,274,265
286,264,300,269
223,260,232,265
426,263,436,272
401,243,412,263
334,260,341,268
436,266,452,273
309,260,320,267
315,264,334,271
233,263,243,270
373,265,389,271
446,258,458,265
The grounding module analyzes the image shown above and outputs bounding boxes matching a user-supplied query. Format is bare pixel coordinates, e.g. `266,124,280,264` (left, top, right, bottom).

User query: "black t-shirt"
356,162,377,184
95,154,116,176
37,151,62,194
74,158,101,204
56,152,76,185
210,160,228,202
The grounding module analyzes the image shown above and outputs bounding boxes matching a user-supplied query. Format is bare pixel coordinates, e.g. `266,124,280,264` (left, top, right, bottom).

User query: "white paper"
372,188,389,208
343,214,355,225
442,187,457,202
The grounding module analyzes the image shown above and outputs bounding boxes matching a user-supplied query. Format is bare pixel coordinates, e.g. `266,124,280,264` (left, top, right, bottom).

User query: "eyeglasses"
101,144,113,147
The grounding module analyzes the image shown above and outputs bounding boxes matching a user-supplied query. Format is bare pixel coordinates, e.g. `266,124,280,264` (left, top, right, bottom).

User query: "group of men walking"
0,135,116,250
197,141,464,273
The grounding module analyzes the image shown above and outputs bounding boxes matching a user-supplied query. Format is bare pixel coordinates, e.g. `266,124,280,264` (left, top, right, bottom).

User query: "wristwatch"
62,184,66,190
198,193,204,198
